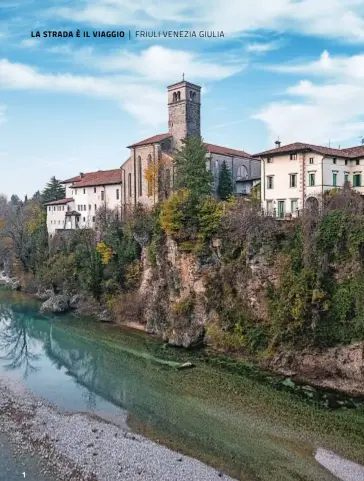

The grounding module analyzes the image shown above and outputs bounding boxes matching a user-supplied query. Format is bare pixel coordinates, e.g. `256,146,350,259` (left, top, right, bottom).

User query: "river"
0,289,363,481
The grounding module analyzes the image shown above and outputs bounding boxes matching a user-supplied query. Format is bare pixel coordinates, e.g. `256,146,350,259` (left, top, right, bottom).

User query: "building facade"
254,142,364,218
45,78,261,235
45,169,122,236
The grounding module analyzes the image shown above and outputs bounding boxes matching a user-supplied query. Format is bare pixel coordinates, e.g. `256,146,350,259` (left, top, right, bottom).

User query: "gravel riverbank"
0,374,236,481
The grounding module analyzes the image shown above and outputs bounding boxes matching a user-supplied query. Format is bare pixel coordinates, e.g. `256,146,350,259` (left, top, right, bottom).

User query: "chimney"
275,140,281,148
80,172,85,178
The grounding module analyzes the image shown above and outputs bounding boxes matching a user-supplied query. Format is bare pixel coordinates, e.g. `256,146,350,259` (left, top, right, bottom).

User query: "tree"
217,161,234,200
10,194,21,206
41,177,65,203
173,136,213,200
250,183,261,206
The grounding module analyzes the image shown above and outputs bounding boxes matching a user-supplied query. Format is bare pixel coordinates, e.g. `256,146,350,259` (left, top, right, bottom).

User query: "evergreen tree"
10,194,21,206
217,161,234,200
174,136,213,200
41,177,65,203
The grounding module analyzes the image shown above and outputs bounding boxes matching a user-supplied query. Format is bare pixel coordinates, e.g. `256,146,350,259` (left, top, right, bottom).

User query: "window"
290,153,297,160
83,189,86,194
77,205,80,211
291,199,298,213
89,205,91,210
92,216,95,222
138,155,142,196
62,206,64,211
309,173,315,186
289,174,297,188
83,217,86,222
344,172,349,183
48,207,50,211
333,158,337,165
83,205,86,211
267,176,274,189
345,159,348,165
128,173,132,197
267,157,272,164
94,187,97,193
353,174,362,187
116,189,120,200
332,172,337,186
356,159,360,166
75,189,77,194
237,165,248,179
266,200,273,214
101,191,104,201
309,157,314,164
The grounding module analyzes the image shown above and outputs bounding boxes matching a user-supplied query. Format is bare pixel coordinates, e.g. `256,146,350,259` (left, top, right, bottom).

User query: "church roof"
60,175,82,184
205,143,253,159
71,169,122,188
127,133,172,148
44,197,73,206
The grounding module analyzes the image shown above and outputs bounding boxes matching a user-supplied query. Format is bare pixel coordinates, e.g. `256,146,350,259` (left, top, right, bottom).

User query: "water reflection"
0,304,40,377
0,292,363,481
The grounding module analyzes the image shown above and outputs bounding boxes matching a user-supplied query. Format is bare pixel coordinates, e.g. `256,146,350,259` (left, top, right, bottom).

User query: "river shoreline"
0,374,235,481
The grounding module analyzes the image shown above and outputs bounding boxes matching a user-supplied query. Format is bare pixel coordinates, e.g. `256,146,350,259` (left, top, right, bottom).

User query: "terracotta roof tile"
253,142,353,158
205,143,253,158
127,133,171,148
44,197,73,206
71,169,122,188
60,175,82,184
341,145,364,157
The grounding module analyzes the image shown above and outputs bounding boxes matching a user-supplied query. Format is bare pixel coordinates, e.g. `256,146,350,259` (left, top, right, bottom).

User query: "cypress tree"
217,160,234,200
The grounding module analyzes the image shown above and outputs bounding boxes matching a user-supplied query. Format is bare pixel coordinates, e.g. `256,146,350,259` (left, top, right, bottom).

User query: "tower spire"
182,72,185,81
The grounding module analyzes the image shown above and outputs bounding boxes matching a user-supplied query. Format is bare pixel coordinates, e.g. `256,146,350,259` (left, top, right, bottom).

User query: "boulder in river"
36,289,54,301
40,295,70,314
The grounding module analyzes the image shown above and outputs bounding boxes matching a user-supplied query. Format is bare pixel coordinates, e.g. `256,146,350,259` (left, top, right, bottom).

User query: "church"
45,78,260,236
120,78,261,209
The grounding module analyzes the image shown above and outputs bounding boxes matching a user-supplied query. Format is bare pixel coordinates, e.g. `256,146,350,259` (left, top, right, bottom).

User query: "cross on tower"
182,73,185,81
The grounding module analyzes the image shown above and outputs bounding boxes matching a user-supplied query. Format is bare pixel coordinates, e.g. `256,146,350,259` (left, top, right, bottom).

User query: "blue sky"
2,0,364,198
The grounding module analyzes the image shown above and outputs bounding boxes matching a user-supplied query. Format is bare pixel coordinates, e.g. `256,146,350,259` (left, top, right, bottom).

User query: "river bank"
0,374,234,481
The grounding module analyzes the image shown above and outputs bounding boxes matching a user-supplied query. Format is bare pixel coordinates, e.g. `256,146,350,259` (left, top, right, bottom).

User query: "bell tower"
167,79,201,150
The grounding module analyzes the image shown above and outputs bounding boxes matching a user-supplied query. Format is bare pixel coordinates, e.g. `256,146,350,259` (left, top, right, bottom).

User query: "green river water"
0,289,364,481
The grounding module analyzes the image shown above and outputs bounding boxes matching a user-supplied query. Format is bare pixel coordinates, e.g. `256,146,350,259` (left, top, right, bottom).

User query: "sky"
2,0,364,198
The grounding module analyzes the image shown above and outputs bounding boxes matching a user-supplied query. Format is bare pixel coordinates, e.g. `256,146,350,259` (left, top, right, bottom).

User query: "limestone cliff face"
140,237,219,347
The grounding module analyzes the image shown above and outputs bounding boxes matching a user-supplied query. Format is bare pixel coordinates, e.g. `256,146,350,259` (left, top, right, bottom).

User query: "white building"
254,142,364,218
45,169,122,236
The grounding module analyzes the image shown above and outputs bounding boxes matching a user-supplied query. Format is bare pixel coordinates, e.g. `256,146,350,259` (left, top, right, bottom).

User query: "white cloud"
265,50,364,80
20,38,39,48
95,45,243,81
53,0,364,44
253,51,364,145
0,58,166,125
54,0,195,27
246,41,282,53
